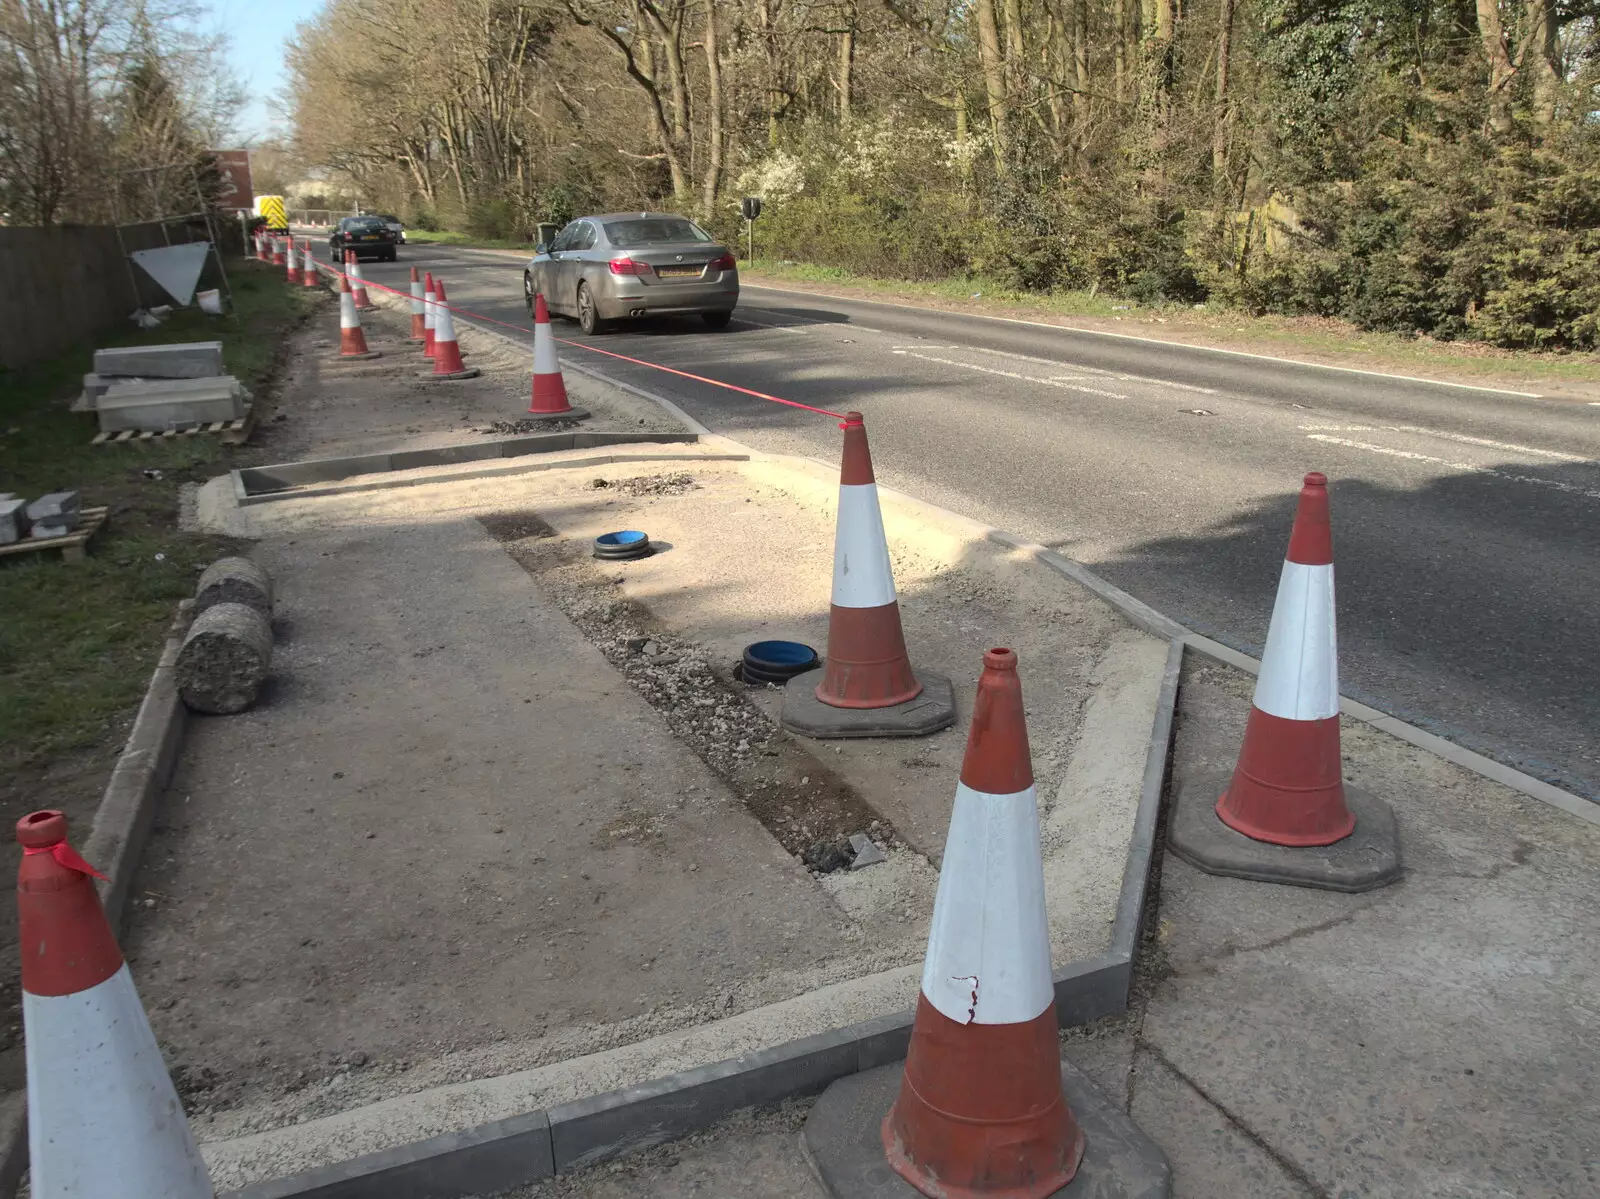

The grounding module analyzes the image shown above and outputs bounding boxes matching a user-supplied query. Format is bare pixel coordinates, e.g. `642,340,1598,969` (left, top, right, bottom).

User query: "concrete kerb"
0,601,195,1196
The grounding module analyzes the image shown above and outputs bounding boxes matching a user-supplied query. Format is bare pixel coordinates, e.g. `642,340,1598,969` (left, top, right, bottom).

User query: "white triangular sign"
131,243,211,306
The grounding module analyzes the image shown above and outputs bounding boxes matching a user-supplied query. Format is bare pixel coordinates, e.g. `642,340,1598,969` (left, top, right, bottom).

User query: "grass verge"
740,259,1600,390
0,260,322,773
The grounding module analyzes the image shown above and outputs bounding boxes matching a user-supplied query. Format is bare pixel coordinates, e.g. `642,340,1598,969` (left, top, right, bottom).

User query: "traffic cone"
346,252,374,310
337,272,380,359
17,811,213,1198
301,241,319,288
815,412,921,708
1215,472,1353,846
285,238,301,285
408,267,426,343
422,271,438,358
529,294,574,416
882,649,1084,1198
427,280,478,379
271,237,286,266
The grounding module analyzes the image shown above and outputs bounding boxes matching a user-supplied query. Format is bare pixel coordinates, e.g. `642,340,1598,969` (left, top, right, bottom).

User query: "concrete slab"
801,1060,1172,1199
1141,658,1600,1199
94,340,223,378
0,498,24,543
98,382,244,431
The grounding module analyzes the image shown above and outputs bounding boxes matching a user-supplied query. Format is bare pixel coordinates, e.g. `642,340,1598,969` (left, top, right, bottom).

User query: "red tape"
24,843,109,881
303,254,846,421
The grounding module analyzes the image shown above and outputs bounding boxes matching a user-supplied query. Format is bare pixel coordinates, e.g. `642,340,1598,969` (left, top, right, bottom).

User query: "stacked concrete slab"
98,377,246,432
85,341,248,432
93,341,223,379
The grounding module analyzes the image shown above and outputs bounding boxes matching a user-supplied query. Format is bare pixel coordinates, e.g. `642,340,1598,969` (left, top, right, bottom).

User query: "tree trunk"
1114,0,1129,104
1213,0,1234,178
975,0,1009,171
1525,0,1560,127
698,0,723,218
837,11,855,126
1475,0,1517,135
1073,0,1090,143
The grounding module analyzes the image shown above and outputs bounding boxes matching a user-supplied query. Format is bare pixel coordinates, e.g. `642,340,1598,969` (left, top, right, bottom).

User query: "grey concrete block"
1167,773,1403,893
98,381,244,431
79,372,130,409
851,1010,916,1073
781,670,958,739
0,497,25,543
25,491,79,530
30,523,72,539
547,1025,862,1173
802,1060,1172,1199
220,1110,553,1199
94,340,223,379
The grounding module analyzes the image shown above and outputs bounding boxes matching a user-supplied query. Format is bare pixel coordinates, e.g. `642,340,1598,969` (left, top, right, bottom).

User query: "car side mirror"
534,243,549,255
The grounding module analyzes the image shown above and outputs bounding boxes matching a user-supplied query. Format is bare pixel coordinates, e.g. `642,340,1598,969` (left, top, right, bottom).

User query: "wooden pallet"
92,404,254,447
0,507,108,564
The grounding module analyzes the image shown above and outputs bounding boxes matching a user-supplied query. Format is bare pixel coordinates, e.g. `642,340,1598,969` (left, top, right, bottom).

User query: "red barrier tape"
303,253,846,421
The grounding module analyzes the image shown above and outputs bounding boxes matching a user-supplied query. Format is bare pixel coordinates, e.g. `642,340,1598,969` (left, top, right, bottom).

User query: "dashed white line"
892,349,1129,399
1298,423,1592,464
1305,434,1600,499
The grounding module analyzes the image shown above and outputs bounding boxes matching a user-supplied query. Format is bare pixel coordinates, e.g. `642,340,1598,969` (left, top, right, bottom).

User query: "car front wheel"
524,273,535,316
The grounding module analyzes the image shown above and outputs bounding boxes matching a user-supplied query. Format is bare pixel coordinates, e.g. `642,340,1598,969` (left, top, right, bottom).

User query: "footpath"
15,249,1596,1199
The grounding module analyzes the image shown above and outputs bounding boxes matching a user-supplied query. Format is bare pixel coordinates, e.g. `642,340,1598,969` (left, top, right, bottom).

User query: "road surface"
354,243,1600,803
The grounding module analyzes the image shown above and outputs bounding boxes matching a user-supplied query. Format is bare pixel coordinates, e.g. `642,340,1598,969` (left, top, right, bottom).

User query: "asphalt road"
355,243,1600,802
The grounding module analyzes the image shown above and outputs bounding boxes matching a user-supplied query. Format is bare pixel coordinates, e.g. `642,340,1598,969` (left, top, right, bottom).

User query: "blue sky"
212,0,325,141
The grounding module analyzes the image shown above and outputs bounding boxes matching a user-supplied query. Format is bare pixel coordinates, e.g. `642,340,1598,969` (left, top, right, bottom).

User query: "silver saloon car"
522,213,739,334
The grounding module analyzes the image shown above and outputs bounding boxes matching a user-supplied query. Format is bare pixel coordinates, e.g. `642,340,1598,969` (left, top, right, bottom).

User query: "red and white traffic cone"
408,267,426,343
529,294,575,416
815,412,921,708
17,811,213,1198
426,280,478,379
285,238,301,285
422,271,438,358
301,241,319,288
1215,472,1352,845
271,237,286,266
882,649,1085,1197
337,272,380,359
345,252,374,310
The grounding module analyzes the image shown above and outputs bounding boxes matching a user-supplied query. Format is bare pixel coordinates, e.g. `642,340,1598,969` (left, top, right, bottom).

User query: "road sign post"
740,196,762,263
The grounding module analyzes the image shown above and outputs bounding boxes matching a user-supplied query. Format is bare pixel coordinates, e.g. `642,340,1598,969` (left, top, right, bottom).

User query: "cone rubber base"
1168,772,1402,893
804,1061,1171,1199
781,668,955,739
406,337,425,345
419,368,481,380
336,350,382,360
524,406,589,422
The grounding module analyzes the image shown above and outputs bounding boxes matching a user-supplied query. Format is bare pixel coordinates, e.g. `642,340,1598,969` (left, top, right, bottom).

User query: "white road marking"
894,349,1129,399
1306,435,1600,499
741,283,1544,397
1298,423,1592,464
917,340,1222,394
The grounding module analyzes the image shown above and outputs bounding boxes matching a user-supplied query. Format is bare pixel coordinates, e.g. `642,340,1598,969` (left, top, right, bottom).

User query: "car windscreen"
603,218,711,248
344,218,386,230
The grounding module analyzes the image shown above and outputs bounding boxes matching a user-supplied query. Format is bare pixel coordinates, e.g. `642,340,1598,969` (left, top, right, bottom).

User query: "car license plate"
359,234,377,240
656,266,701,278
